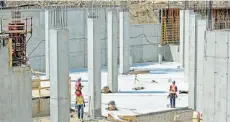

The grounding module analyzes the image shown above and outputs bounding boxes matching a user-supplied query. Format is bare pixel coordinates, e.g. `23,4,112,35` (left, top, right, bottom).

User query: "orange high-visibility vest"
170,85,177,93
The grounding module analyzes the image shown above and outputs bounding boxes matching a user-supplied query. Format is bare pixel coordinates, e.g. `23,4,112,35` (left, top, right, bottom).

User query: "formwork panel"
161,8,180,44
203,57,215,122
205,31,216,57
214,58,227,122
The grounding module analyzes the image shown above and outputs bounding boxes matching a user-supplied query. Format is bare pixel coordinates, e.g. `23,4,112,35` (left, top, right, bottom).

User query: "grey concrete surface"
119,10,130,74
202,30,230,122
136,107,194,122
49,29,70,122
180,10,185,67
188,14,199,109
32,98,50,118
87,16,102,117
45,10,50,78
0,8,164,72
0,46,32,122
162,44,180,62
184,10,193,83
195,19,206,114
107,9,118,92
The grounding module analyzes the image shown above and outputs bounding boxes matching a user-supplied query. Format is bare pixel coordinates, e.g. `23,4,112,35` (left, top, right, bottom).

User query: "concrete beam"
49,29,69,122
87,13,102,118
107,9,118,92
45,10,50,78
119,9,130,74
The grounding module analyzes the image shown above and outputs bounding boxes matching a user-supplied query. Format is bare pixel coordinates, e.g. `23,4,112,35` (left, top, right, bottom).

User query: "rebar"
51,5,67,29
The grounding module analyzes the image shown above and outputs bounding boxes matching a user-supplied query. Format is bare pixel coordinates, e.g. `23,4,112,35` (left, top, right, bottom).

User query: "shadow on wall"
162,44,180,62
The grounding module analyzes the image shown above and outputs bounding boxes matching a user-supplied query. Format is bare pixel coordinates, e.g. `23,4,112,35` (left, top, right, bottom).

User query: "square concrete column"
49,29,69,122
184,10,193,83
119,9,130,74
87,13,102,118
107,9,118,92
45,10,50,78
179,10,185,68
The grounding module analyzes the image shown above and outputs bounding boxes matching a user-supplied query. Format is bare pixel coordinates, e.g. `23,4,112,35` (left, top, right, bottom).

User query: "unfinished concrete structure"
49,29,70,122
87,10,102,118
45,10,50,78
180,6,230,121
0,30,32,122
107,8,119,93
119,9,130,74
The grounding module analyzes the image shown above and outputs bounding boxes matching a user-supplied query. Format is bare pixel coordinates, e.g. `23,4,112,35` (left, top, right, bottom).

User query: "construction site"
0,0,230,122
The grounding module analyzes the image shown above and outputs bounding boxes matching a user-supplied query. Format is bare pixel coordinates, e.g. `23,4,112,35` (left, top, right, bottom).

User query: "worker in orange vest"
167,81,178,108
75,77,83,91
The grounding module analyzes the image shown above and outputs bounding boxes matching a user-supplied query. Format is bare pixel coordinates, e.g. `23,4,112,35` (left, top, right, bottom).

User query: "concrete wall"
202,30,230,122
0,46,32,122
32,98,50,118
184,11,230,121
136,107,194,122
0,8,162,72
162,44,180,62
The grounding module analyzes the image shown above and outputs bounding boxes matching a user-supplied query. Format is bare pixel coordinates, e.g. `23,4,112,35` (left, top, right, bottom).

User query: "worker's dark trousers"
170,97,176,108
76,104,84,119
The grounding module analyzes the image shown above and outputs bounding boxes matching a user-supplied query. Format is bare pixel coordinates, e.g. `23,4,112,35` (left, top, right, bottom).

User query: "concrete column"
179,10,185,67
119,9,130,74
158,44,163,64
45,10,50,78
188,14,200,110
87,13,102,118
107,9,118,92
49,29,69,122
184,10,193,83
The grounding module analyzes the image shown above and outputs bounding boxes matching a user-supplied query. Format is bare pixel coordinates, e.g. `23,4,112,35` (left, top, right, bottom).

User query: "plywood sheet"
32,89,50,98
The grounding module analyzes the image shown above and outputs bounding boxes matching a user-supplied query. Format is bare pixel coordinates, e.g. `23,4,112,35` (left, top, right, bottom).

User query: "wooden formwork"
195,8,230,30
32,72,72,114
212,8,230,29
161,8,180,45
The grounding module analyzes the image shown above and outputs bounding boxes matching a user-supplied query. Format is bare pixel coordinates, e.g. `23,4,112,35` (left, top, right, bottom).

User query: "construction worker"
75,90,85,121
167,81,178,108
106,101,118,111
75,77,83,91
102,86,112,93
